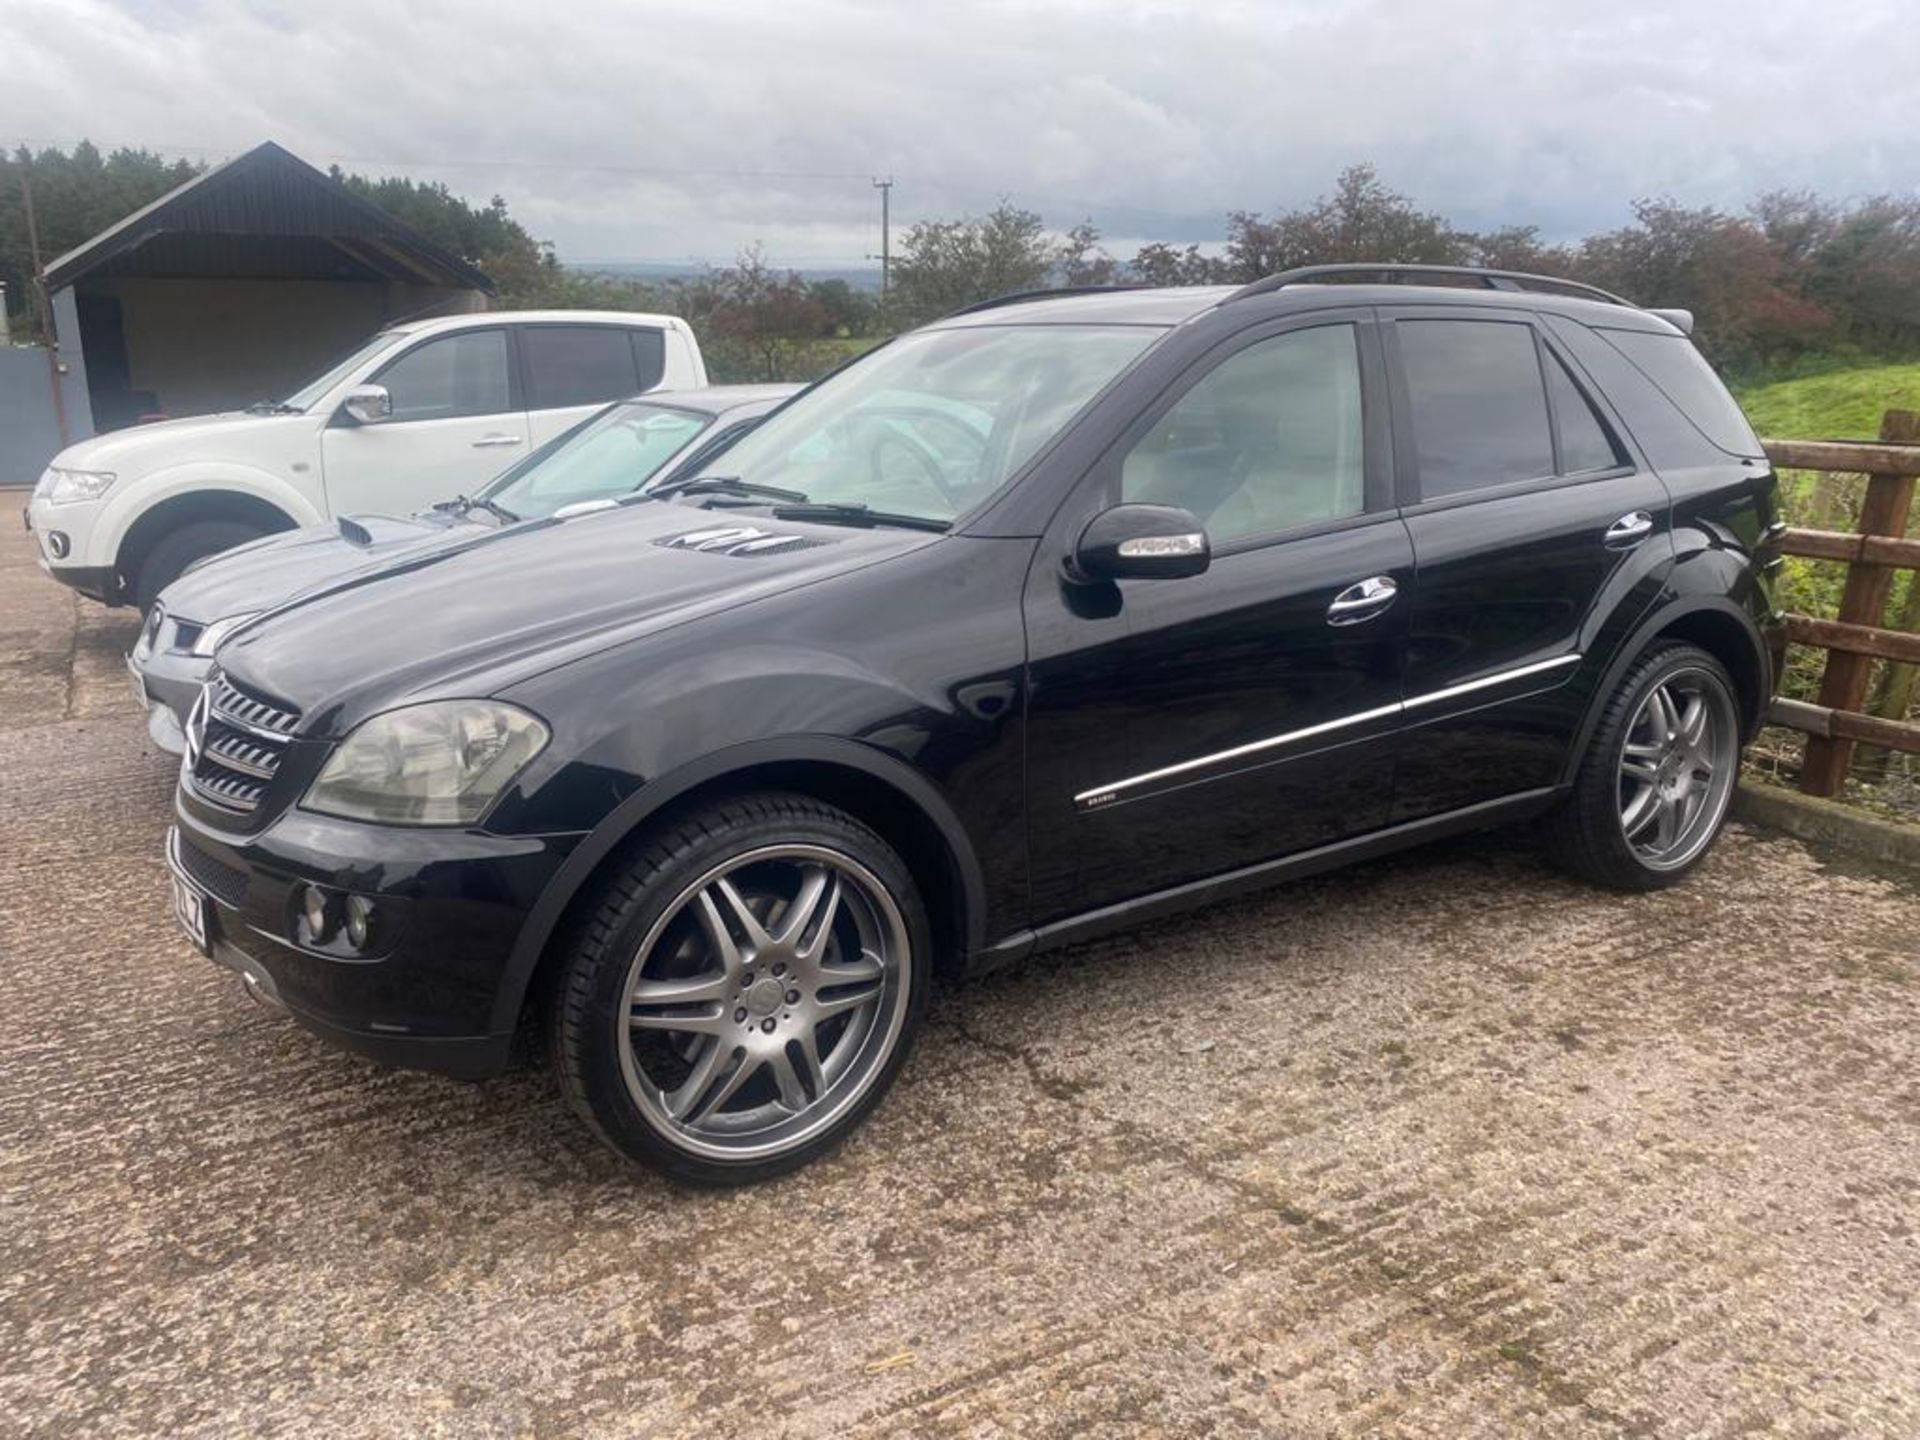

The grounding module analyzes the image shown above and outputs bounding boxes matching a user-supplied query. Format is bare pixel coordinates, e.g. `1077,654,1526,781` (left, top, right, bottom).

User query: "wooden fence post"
1799,408,1920,796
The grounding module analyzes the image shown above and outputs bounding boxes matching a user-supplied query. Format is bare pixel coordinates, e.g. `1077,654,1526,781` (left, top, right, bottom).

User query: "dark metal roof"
43,141,495,293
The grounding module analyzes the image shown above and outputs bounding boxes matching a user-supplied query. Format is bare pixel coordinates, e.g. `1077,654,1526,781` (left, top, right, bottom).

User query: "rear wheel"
131,520,266,613
1546,643,1741,890
551,792,930,1186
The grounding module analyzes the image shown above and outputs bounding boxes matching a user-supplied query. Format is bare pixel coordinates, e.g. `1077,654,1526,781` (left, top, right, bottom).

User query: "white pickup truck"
25,310,707,610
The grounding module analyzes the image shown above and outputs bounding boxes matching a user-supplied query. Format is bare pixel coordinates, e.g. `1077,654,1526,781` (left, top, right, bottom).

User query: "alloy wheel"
1616,667,1737,872
616,843,913,1162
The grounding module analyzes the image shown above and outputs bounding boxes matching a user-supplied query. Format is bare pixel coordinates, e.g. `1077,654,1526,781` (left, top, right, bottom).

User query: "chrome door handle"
1604,511,1654,548
472,434,523,449
1327,575,1399,626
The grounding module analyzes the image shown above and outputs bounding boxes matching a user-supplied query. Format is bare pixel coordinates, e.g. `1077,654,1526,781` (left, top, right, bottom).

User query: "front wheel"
1545,643,1742,891
551,793,930,1185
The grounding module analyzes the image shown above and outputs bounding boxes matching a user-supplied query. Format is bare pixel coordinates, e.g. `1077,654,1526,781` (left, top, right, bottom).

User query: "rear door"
1383,307,1673,821
1022,311,1414,921
522,324,665,449
319,326,528,516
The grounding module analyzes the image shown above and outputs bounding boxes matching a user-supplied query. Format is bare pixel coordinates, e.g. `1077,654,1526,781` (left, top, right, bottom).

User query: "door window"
1121,323,1364,544
522,326,655,410
372,330,512,421
1397,319,1554,497
1545,353,1624,474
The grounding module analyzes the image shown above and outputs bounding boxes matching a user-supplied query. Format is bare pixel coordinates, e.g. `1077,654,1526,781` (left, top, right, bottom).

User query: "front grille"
187,675,302,814
177,835,249,908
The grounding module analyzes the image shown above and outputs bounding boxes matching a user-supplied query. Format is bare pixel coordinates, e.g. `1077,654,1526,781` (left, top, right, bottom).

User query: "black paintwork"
172,281,1784,1078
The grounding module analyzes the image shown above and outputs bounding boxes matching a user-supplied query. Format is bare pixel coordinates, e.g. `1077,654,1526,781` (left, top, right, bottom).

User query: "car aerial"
26,310,707,611
131,385,798,754
165,264,1785,1186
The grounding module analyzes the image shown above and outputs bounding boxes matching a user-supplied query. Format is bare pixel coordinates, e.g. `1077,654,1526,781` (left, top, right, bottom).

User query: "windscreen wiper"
649,475,808,503
431,494,521,524
245,399,302,415
771,501,950,533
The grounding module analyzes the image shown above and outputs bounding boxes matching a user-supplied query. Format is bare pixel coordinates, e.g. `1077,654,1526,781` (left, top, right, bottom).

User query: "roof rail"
942,284,1147,319
1224,264,1637,309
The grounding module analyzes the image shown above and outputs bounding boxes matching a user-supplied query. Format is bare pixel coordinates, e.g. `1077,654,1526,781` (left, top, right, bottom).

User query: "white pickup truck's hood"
51,410,316,478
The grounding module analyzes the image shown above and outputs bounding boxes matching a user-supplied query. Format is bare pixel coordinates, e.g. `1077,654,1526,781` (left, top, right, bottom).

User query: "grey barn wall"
0,345,90,487
81,277,485,420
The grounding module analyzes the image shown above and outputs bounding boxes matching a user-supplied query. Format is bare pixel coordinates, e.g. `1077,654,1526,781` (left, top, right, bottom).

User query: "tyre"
551,792,931,1186
132,520,267,613
1545,642,1742,891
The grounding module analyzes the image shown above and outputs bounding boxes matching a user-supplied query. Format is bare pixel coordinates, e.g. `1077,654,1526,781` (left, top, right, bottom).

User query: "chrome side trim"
1399,652,1582,713
1073,652,1583,809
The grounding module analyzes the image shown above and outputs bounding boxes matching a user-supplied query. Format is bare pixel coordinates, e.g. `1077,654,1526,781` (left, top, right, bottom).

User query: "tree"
888,202,1056,325
806,277,879,337
662,245,831,382
1056,220,1120,287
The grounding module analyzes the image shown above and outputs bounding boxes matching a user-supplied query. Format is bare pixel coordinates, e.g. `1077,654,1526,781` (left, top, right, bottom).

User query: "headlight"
189,612,261,657
303,700,550,826
40,468,118,505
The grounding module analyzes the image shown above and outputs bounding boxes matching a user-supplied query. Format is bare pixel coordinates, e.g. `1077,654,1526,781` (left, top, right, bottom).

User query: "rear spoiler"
1647,307,1695,336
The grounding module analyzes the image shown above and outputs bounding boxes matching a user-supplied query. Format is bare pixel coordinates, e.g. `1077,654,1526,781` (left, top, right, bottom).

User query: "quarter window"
1598,328,1762,457
1121,323,1365,544
522,326,654,410
1398,319,1554,497
373,330,512,421
1545,354,1624,474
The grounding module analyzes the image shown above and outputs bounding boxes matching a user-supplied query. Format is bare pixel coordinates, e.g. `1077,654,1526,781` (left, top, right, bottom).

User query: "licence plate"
170,872,209,953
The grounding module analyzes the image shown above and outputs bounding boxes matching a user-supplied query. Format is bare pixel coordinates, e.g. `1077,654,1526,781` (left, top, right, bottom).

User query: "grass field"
1736,362,1920,441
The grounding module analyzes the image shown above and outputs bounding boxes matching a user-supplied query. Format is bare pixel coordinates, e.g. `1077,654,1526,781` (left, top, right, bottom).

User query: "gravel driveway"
2,520,1917,1438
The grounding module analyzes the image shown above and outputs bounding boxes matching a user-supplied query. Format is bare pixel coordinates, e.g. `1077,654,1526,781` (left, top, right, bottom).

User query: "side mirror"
1070,504,1211,582
341,384,392,425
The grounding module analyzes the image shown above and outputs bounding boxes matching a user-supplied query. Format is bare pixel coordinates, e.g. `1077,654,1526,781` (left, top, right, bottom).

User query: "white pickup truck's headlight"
303,700,550,826
189,612,261,657
40,468,118,504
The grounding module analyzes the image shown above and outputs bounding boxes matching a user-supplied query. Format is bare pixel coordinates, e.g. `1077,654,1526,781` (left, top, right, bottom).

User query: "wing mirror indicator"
341,384,393,425
1070,504,1211,582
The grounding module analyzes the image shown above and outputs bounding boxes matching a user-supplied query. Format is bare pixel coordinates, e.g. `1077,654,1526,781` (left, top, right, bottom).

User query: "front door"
320,326,529,517
1022,313,1413,922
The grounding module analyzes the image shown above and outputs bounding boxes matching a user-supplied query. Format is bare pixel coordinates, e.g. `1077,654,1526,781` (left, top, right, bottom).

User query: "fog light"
344,895,373,951
46,531,70,559
302,885,334,942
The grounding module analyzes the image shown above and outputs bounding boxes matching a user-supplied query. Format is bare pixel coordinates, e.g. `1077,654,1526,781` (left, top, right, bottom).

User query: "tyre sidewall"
556,796,932,1186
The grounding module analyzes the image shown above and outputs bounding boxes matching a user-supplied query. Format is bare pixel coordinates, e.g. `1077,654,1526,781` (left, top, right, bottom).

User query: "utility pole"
17,155,71,444
870,176,893,302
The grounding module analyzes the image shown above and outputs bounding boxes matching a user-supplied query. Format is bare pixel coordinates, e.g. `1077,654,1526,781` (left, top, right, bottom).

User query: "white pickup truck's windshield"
282,332,408,412
680,324,1165,522
483,403,711,518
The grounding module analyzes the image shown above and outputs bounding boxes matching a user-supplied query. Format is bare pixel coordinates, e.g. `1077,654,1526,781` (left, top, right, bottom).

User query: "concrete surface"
2,520,1918,1439
1734,779,1920,872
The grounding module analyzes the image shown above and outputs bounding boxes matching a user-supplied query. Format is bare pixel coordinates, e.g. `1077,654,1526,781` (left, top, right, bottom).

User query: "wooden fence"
1760,409,1920,797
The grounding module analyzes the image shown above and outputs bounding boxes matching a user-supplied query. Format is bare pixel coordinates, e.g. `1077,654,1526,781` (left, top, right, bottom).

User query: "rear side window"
1597,329,1762,457
522,326,657,410
374,330,513,420
1397,319,1554,497
1545,354,1625,474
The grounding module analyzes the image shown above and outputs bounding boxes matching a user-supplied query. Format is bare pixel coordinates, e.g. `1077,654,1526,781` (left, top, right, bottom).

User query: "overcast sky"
3,0,1915,270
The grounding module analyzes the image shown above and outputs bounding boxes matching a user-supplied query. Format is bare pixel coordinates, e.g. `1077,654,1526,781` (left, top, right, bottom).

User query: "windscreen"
678,324,1166,522
283,332,408,411
486,403,711,518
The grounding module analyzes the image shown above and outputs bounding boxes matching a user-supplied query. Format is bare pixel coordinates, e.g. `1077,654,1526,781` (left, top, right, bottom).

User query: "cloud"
2,0,1913,267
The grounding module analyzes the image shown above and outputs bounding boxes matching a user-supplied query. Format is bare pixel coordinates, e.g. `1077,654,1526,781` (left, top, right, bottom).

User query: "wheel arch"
492,737,988,1039
115,489,303,599
1561,595,1772,786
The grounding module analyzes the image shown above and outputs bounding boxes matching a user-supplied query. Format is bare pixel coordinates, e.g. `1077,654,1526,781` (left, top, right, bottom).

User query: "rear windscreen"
1597,329,1763,458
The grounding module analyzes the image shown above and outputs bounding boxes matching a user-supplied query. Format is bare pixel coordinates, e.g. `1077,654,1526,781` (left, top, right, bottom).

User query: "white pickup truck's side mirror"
341,384,393,425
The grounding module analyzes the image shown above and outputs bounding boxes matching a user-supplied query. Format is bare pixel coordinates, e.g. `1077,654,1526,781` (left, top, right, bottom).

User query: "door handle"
472,434,523,449
1604,511,1654,548
1327,575,1399,626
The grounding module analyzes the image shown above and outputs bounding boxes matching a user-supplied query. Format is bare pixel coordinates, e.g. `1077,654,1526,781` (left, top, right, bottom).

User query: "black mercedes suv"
168,266,1784,1184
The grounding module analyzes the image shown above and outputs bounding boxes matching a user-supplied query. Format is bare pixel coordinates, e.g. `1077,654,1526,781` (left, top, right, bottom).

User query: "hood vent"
657,526,822,558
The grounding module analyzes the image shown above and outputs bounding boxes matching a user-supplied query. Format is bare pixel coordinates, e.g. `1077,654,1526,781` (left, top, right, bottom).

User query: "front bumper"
129,642,212,756
170,800,584,1080
24,495,120,602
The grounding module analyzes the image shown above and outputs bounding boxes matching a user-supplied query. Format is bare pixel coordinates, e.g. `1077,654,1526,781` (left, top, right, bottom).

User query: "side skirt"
964,785,1564,977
